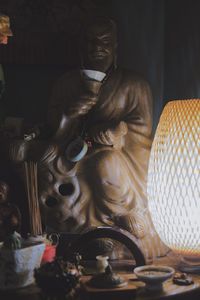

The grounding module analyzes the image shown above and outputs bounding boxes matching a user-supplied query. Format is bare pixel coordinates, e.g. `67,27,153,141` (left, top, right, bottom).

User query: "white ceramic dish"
134,265,175,291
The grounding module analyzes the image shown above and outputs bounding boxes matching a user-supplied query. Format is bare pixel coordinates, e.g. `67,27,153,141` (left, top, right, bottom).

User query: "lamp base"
179,256,200,274
162,251,200,274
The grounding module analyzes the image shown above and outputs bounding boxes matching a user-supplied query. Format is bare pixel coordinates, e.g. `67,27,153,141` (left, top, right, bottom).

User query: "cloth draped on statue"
47,67,168,259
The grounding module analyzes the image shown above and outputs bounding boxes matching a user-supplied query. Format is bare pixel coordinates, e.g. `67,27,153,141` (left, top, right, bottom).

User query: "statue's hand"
68,95,97,117
67,79,103,118
90,121,128,149
81,78,102,97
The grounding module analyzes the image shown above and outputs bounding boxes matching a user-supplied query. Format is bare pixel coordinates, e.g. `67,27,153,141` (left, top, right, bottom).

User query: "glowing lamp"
147,100,200,269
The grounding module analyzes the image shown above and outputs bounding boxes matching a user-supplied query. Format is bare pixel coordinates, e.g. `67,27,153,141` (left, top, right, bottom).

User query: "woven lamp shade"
147,99,200,258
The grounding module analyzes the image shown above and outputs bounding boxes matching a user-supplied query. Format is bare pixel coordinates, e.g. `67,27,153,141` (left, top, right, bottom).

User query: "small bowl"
134,265,175,291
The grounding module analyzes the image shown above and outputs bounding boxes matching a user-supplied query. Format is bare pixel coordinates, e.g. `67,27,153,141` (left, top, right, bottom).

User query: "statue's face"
82,22,117,73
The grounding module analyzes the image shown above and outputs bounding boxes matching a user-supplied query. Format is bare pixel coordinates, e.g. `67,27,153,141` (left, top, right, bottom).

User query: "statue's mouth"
90,51,107,58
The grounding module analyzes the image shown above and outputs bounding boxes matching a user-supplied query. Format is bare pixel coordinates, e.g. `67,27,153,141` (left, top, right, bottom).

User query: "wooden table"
80,273,200,300
1,256,200,300
1,273,200,300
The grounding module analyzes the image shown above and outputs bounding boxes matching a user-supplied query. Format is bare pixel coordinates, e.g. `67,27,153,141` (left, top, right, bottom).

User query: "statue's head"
81,16,117,73
0,14,13,44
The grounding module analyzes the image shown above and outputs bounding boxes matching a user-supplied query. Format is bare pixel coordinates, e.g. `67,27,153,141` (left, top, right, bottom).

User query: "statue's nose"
89,41,104,52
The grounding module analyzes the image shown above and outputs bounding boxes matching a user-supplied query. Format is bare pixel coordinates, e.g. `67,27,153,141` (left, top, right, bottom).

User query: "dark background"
0,0,199,131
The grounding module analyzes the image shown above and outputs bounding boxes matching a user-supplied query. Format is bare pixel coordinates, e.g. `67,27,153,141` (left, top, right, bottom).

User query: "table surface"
1,256,200,300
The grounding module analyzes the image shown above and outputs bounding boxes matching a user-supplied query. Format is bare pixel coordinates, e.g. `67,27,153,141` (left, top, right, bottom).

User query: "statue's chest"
88,87,127,125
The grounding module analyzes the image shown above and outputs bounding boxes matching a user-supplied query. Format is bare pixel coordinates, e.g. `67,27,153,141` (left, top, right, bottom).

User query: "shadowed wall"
1,0,199,132
0,0,164,130
164,0,200,102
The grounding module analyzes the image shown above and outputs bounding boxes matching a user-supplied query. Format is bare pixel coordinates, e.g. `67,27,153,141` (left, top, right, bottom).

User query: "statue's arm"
123,77,153,141
48,74,103,141
89,121,128,149
88,75,153,148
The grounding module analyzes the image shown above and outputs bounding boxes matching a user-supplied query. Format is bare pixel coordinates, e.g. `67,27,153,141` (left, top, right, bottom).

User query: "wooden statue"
8,17,167,259
37,17,167,258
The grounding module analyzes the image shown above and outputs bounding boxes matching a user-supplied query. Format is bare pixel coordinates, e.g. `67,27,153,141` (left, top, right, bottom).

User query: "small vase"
96,255,109,273
0,242,45,290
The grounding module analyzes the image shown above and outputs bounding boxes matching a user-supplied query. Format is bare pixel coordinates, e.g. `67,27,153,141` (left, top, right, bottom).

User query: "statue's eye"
102,38,110,44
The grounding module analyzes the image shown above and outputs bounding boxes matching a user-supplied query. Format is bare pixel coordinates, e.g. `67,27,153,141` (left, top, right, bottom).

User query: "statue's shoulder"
117,68,150,87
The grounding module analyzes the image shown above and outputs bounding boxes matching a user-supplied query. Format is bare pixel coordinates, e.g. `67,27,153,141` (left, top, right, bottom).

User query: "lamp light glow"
147,99,200,259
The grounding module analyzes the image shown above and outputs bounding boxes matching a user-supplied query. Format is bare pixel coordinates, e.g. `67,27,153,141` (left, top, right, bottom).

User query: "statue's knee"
94,150,121,180
88,149,130,198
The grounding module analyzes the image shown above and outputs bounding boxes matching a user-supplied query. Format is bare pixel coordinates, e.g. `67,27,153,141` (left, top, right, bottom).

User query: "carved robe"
45,67,168,258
